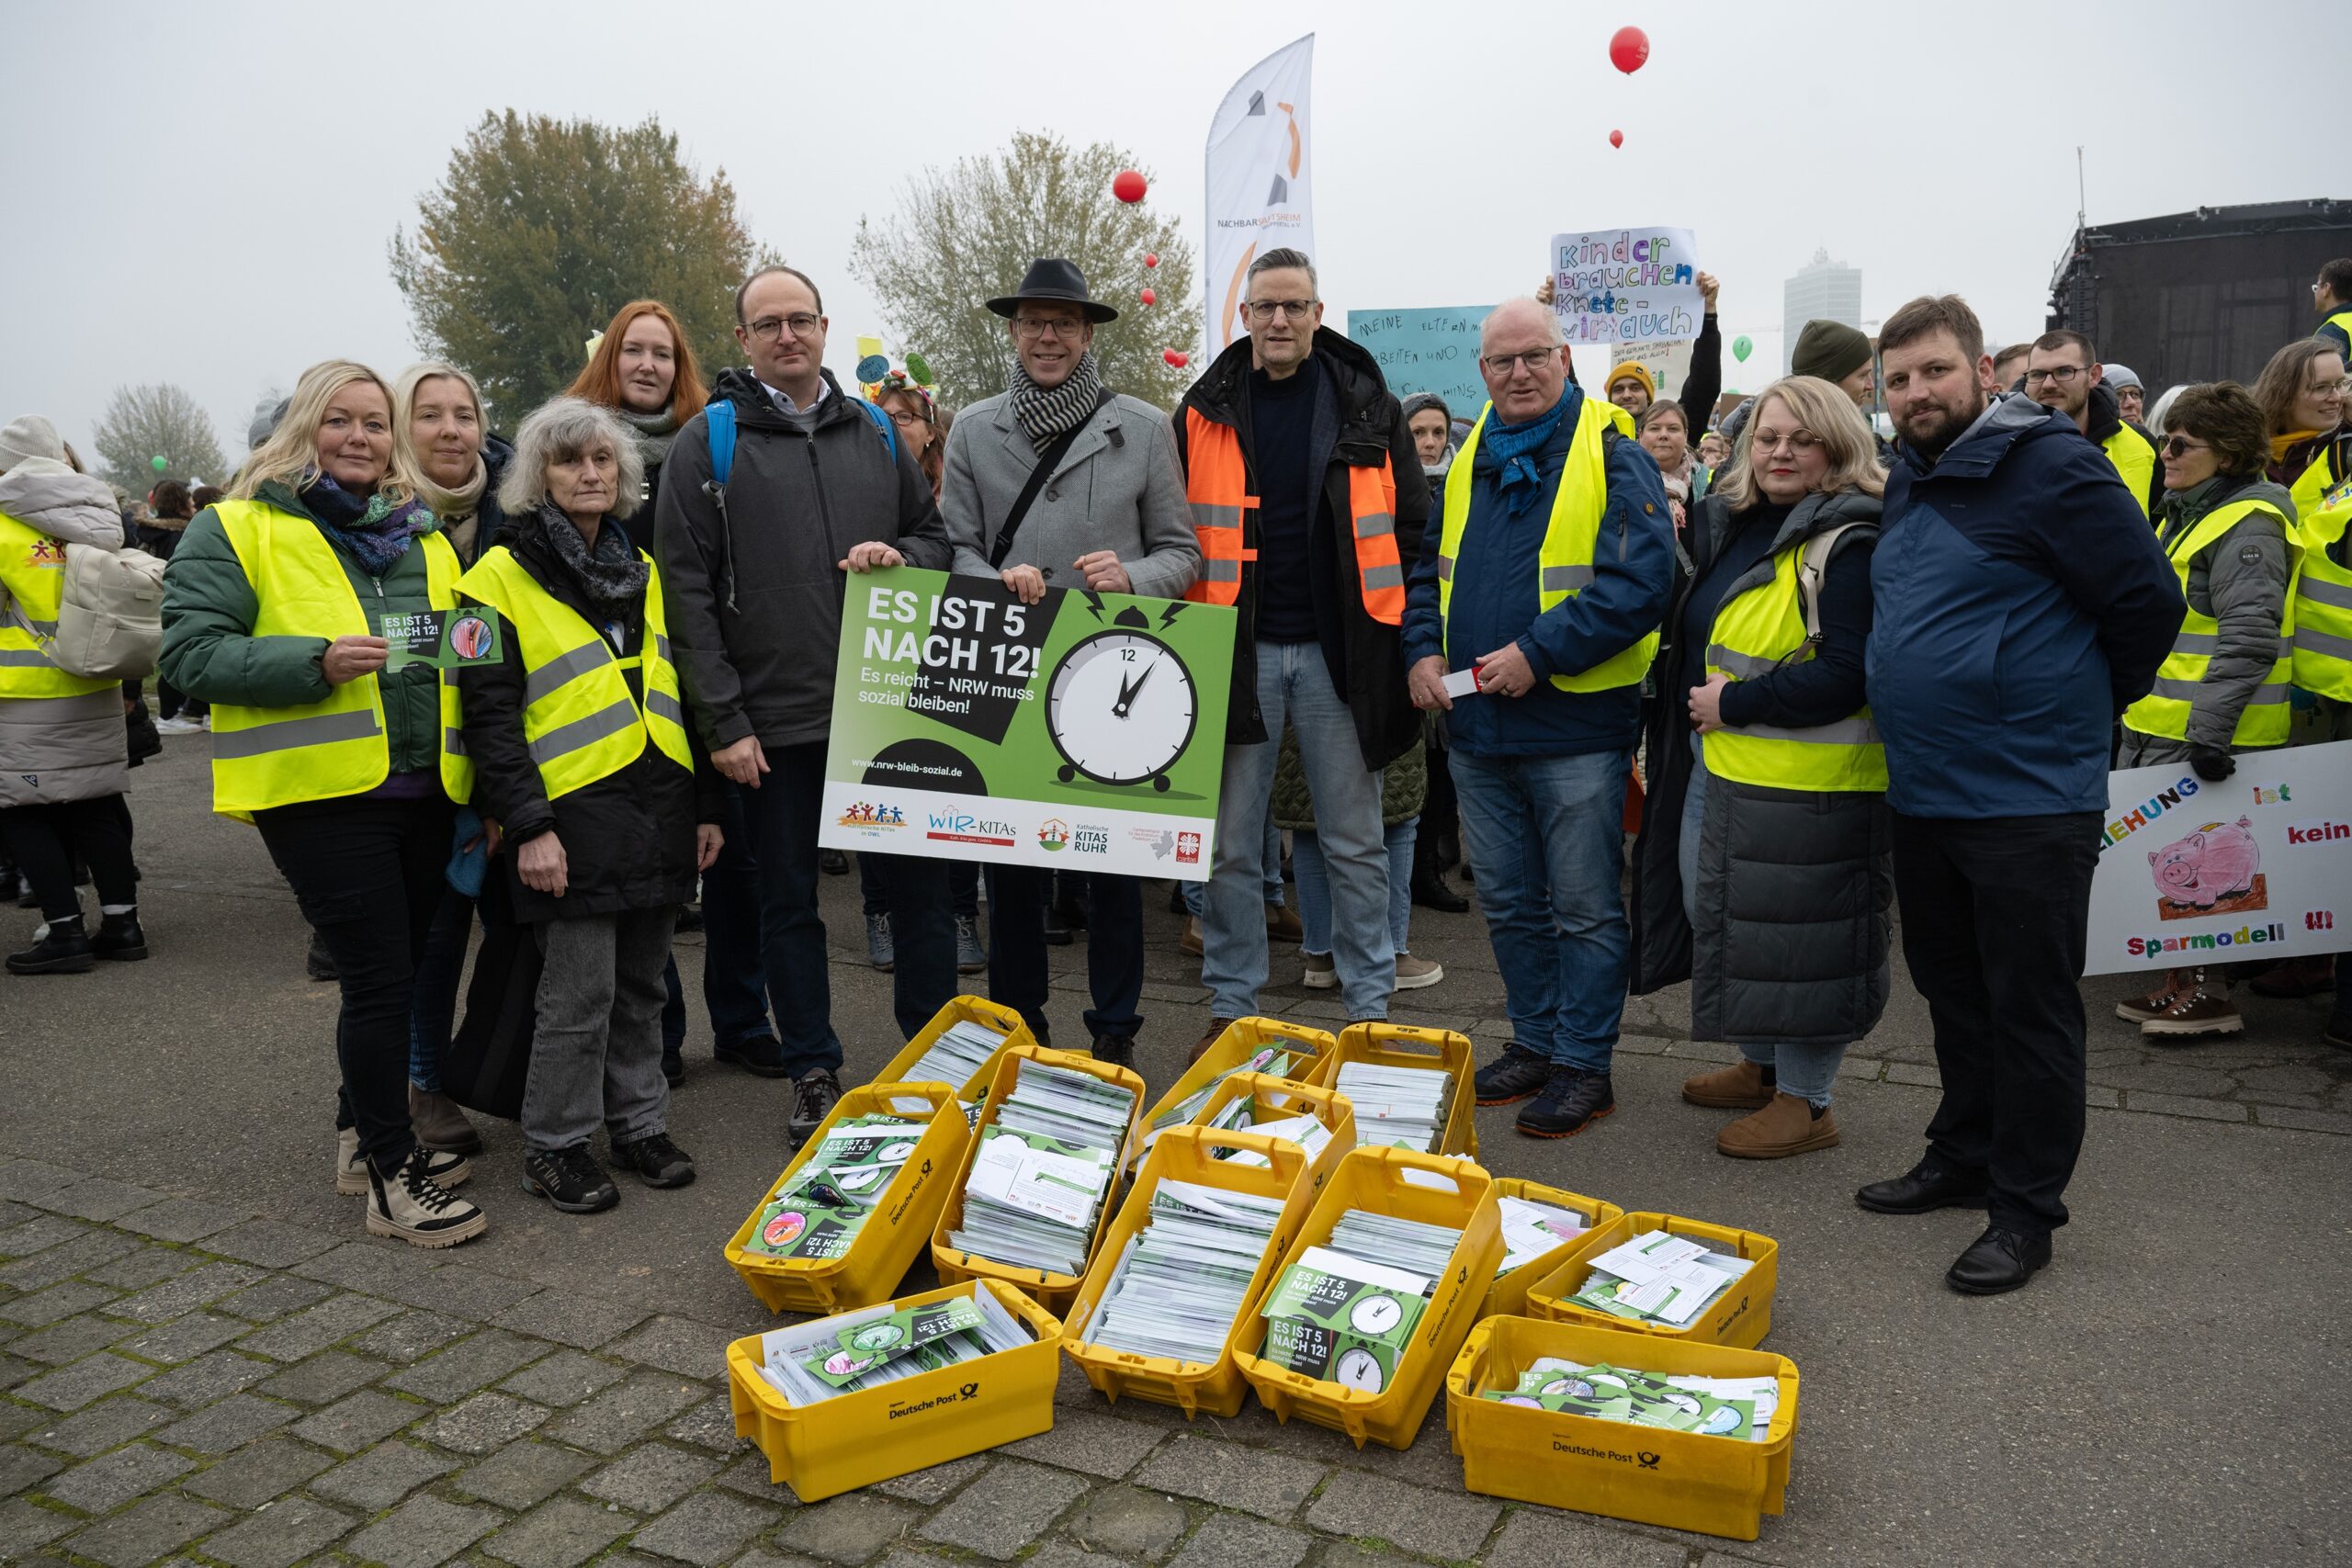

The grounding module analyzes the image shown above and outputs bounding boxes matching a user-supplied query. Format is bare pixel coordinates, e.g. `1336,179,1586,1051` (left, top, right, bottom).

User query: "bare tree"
91,383,228,491
851,132,1202,412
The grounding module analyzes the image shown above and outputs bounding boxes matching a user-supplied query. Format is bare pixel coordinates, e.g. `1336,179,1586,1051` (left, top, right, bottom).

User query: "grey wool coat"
941,389,1199,601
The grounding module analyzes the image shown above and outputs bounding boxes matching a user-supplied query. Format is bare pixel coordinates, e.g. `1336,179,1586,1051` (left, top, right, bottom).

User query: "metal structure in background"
2047,199,2352,389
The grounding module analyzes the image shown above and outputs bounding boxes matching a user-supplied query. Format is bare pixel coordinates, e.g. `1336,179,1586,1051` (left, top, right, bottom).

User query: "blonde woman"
161,359,486,1248
393,361,507,570
1629,375,1891,1160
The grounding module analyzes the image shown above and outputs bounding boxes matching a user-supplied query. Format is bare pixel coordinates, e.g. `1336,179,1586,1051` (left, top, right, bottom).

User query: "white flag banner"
1204,34,1315,355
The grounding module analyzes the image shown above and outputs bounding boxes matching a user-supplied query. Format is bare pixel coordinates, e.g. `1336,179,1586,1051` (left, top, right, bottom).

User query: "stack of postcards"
1566,1230,1754,1327
753,1286,1032,1404
1492,1195,1591,1277
1332,1060,1452,1152
1080,1181,1288,1365
1256,1209,1464,1395
900,1018,1009,1090
947,1062,1136,1277
1486,1355,1779,1440
1139,1042,1302,1157
741,1115,926,1261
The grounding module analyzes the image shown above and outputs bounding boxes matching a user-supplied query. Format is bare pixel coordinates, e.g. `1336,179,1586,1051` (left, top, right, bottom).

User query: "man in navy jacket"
1857,294,2181,1295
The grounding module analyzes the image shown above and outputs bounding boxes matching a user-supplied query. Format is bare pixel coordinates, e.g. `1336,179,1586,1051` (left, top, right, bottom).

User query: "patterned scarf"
301,474,435,577
1481,393,1569,516
1009,352,1105,451
526,502,648,619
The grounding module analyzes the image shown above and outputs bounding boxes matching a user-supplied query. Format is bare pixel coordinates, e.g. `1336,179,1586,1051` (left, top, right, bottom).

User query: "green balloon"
1732,336,1753,363
151,455,169,472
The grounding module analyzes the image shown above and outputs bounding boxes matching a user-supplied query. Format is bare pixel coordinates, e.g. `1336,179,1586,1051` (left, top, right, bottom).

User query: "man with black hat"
1791,318,1890,462
939,259,1198,1066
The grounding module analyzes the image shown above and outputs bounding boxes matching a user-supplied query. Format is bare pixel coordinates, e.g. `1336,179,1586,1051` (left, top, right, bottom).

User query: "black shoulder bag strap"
989,388,1116,569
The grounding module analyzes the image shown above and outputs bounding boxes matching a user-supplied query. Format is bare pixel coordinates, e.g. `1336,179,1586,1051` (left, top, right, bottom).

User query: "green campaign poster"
818,568,1236,879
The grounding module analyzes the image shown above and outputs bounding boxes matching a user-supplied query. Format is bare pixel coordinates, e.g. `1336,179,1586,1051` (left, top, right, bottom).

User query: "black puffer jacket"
1629,488,1892,1048
457,510,718,924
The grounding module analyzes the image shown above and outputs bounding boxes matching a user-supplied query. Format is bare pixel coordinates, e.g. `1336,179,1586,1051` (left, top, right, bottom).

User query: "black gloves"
2188,744,2234,783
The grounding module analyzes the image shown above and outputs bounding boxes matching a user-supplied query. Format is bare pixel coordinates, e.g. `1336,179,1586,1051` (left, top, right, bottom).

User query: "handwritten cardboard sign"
1551,226,1701,345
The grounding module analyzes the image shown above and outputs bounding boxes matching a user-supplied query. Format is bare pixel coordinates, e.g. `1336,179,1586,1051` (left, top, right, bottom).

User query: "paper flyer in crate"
741,1118,924,1261
801,1295,989,1388
1259,1245,1430,1393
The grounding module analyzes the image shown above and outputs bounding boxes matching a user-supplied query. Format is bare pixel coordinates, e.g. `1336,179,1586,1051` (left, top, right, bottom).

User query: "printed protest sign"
2085,740,2352,974
819,568,1237,878
381,607,501,672
1550,225,1702,345
1347,308,1495,420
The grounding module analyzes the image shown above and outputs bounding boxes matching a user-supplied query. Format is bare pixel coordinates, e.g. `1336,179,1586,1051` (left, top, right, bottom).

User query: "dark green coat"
1269,727,1428,832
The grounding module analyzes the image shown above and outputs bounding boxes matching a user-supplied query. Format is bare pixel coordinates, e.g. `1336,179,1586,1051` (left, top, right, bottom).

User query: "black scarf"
1009,352,1105,451
525,502,647,618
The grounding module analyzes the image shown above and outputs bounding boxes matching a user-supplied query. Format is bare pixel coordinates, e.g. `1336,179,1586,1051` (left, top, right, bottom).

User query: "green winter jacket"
1270,727,1428,832
160,480,447,777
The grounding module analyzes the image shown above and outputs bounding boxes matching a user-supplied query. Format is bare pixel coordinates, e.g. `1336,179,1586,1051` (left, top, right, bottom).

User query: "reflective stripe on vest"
207,501,468,818
1702,544,1885,792
2101,423,2157,519
2291,473,2352,699
1180,408,1406,624
1435,397,1657,693
453,545,694,800
2123,497,2302,746
0,512,118,701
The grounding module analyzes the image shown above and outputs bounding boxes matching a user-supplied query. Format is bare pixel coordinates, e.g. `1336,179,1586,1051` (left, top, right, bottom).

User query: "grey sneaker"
956,913,987,974
790,1069,844,1145
865,912,894,972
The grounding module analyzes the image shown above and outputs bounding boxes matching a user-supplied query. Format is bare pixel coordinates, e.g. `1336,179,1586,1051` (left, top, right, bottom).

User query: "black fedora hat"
986,257,1119,323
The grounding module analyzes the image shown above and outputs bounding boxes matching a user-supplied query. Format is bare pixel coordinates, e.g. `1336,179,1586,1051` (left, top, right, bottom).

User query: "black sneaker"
1516,1067,1614,1139
92,912,147,962
1091,1033,1136,1069
6,918,93,976
715,1032,790,1078
522,1145,619,1213
790,1068,843,1145
612,1131,696,1189
1474,1045,1551,1106
661,1047,684,1088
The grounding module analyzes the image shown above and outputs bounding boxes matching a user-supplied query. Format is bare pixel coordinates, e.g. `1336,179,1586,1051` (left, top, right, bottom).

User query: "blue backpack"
699,394,900,610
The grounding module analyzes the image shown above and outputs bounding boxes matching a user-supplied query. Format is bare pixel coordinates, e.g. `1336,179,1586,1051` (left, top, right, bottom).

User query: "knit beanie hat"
0,414,66,473
1400,391,1452,425
1605,362,1657,402
2104,364,2143,391
1792,320,1873,383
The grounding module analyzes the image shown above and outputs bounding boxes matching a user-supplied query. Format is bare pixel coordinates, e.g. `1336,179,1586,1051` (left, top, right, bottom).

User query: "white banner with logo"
1204,35,1315,355
2085,740,2352,974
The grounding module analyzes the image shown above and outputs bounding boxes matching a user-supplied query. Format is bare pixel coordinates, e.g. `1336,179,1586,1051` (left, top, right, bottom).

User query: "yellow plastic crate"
722,1083,970,1314
1232,1145,1501,1450
1131,1018,1338,1169
1062,1125,1319,1418
1445,1314,1798,1541
1482,1179,1626,1320
876,995,1036,1100
1522,1211,1779,1349
1185,1072,1357,1197
1320,1022,1479,1160
726,1278,1062,1503
931,1044,1146,1316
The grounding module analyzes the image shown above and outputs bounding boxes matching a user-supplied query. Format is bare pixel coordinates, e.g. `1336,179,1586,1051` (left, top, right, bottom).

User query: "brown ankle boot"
1188,1018,1236,1067
1716,1093,1840,1159
2115,969,2185,1023
1681,1058,1775,1110
409,1086,484,1156
2140,968,2243,1039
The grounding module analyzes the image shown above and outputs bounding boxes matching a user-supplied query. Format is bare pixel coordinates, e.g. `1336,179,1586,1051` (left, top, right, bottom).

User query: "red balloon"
1610,26,1649,73
1609,129,1624,149
1143,252,1159,268
1163,349,1190,368
1113,169,1148,203
1139,288,1156,306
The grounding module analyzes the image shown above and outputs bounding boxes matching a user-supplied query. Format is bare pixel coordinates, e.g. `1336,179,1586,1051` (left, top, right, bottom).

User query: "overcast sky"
7,0,2335,476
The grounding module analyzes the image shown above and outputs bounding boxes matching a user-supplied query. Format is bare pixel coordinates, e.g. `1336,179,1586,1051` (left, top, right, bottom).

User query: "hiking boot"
336,1128,468,1196
6,917,93,976
408,1085,484,1156
865,912,894,971
1301,952,1336,989
1266,902,1303,942
306,930,337,981
1516,1067,1615,1139
820,848,849,875
715,1032,789,1078
2247,953,2333,998
1091,1033,1137,1069
1180,917,1204,958
1474,1044,1551,1106
1189,1017,1236,1067
2140,968,2243,1039
2115,970,2185,1023
367,1145,488,1247
1681,1057,1776,1111
611,1131,696,1189
956,913,988,974
91,912,147,962
790,1068,843,1145
523,1144,619,1213
1393,953,1444,990
1716,1093,1840,1159
1410,847,1469,913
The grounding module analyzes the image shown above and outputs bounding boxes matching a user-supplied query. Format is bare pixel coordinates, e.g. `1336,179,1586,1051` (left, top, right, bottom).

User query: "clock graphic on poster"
1045,624,1197,792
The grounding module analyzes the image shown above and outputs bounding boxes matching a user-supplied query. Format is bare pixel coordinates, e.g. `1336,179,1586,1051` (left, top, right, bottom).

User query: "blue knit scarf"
1482,395,1567,515
302,474,435,577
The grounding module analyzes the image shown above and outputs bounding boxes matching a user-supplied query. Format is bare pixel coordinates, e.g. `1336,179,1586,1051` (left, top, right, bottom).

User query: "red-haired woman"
569,301,708,553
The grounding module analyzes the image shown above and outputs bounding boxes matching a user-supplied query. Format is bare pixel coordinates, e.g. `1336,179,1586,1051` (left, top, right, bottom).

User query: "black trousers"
0,797,138,922
1891,810,2102,1236
985,868,1145,1043
256,795,454,1176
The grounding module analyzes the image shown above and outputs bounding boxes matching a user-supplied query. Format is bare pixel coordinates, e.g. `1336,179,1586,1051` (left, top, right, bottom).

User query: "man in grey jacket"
656,265,956,1141
939,258,1199,1066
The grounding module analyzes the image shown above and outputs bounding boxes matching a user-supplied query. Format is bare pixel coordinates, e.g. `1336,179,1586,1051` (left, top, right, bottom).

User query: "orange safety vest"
1181,409,1406,625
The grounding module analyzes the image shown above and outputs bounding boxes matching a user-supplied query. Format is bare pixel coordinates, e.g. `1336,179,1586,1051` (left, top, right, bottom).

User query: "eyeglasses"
1243,299,1317,322
1481,346,1560,377
747,313,821,343
2163,435,2211,458
1013,316,1087,341
1750,430,1823,456
2025,366,2085,385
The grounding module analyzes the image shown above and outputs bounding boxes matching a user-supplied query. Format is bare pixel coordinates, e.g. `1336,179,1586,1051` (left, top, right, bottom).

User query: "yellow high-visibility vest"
2290,462,2352,700
0,511,119,701
2123,498,2303,746
1702,538,1886,792
2101,423,2157,519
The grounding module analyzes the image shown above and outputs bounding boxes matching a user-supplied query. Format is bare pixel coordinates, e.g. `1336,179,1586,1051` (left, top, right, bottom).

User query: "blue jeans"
408,886,474,1094
1679,738,1842,1105
1182,812,1283,919
1295,818,1416,957
1452,746,1630,1073
1204,642,1392,1019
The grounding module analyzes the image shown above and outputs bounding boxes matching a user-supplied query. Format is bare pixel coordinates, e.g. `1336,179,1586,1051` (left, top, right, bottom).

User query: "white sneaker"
1393,953,1445,990
366,1145,488,1248
1301,952,1337,989
154,716,203,735
336,1126,469,1196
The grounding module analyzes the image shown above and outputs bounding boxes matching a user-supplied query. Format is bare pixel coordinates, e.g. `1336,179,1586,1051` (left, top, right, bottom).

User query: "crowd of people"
6,245,2349,1301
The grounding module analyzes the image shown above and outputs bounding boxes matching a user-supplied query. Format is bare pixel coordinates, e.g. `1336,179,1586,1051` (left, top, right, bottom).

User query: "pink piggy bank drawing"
2148,818,2260,908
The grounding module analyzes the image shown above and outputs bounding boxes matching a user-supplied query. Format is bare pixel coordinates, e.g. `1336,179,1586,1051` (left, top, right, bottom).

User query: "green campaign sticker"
383,609,502,672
